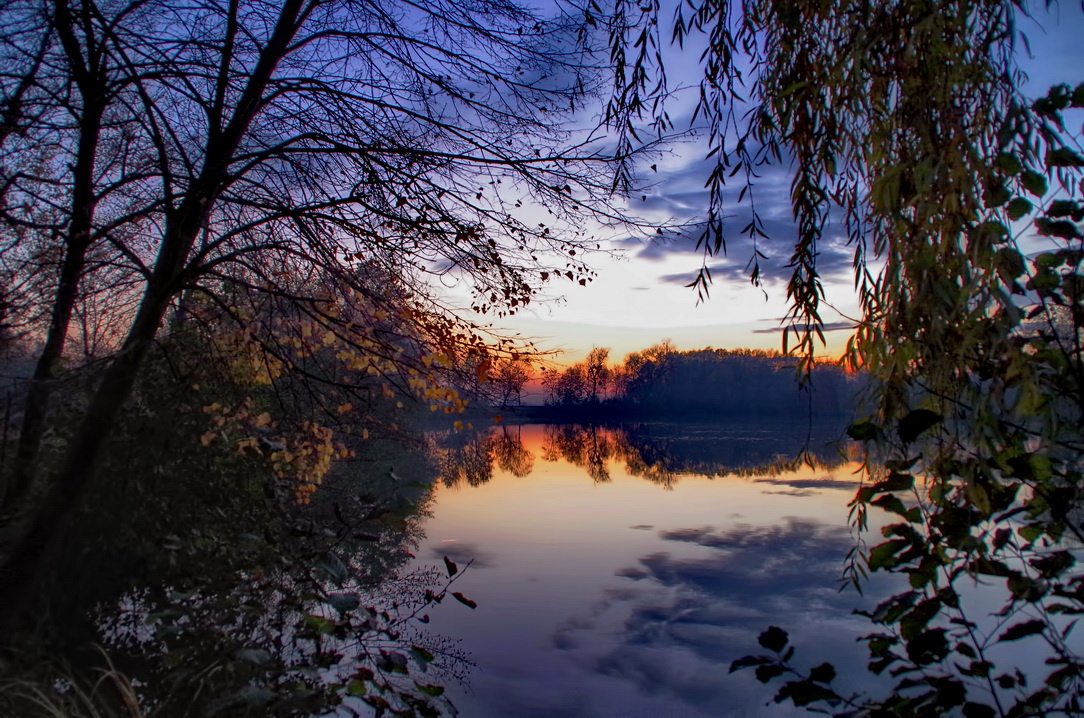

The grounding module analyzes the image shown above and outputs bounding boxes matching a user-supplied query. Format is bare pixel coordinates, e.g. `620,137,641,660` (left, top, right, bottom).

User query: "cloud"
625,151,858,289
751,321,855,334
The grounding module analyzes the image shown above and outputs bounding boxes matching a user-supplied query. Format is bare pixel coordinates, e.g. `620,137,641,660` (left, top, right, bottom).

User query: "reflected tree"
493,426,535,478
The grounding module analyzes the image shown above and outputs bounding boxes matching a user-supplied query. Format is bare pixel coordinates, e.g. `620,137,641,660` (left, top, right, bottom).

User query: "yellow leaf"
254,412,272,428
454,420,463,430
200,432,217,447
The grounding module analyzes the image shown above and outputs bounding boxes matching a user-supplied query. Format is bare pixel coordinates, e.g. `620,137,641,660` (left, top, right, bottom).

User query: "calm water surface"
405,422,896,717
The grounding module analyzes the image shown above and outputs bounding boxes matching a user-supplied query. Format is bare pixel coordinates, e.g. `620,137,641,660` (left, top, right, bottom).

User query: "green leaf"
878,472,915,493
347,679,368,697
303,614,336,635
1035,217,1081,240
869,591,918,624
1007,575,1046,602
1046,147,1084,167
1047,199,1083,220
411,645,436,664
1021,170,1048,197
995,153,1023,175
846,420,877,441
868,539,910,571
871,494,909,517
972,220,1009,245
998,620,1045,642
984,182,1011,208
1029,454,1053,482
1019,524,1044,543
900,598,941,640
1029,551,1074,579
1005,197,1032,221
898,409,942,443
758,626,789,653
415,682,445,697
451,591,477,609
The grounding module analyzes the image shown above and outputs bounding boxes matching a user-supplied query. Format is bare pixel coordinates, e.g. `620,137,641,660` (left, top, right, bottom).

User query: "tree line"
539,342,861,418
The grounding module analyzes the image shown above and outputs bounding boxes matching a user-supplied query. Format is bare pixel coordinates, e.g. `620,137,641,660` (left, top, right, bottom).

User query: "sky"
469,3,1084,366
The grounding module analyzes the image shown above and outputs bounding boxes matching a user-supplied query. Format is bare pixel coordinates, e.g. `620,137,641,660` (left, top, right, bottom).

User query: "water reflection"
412,422,881,717
558,518,885,715
433,421,854,490
433,425,535,487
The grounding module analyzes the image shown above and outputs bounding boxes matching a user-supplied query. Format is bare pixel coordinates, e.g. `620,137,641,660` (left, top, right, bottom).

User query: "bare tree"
0,0,661,640
492,357,531,408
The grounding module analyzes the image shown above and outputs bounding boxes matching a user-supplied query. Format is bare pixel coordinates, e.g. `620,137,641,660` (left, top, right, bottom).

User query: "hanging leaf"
998,620,1045,642
451,591,477,609
758,626,789,652
847,420,877,441
1005,197,1032,221
443,556,458,577
897,410,942,444
1020,170,1048,197
755,664,786,683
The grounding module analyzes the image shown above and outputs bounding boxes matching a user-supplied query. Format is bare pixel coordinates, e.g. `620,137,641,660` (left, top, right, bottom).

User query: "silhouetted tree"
0,0,657,641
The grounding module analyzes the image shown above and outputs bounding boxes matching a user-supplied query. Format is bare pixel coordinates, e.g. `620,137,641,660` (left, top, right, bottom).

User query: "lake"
399,421,898,717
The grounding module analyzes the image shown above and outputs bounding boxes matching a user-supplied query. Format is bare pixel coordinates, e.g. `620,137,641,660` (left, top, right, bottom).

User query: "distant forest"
533,342,862,419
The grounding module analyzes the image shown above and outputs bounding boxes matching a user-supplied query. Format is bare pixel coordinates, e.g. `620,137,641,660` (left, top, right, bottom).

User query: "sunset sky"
478,4,1084,366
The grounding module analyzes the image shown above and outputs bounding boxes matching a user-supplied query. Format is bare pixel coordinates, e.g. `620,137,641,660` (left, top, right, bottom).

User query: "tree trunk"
2,239,93,508
0,291,168,644
2,21,105,508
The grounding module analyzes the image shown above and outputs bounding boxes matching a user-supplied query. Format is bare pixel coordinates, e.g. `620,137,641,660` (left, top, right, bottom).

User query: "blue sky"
478,3,1084,365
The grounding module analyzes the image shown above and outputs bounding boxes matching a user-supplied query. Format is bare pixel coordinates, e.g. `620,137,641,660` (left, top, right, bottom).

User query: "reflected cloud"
551,518,891,715
754,475,859,491
430,541,497,569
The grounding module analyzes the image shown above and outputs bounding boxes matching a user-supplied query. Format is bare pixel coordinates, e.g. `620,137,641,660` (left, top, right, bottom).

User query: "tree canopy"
0,0,657,641
605,0,1084,712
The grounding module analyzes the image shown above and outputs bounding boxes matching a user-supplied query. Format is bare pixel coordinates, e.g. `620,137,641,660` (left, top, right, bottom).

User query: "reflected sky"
409,423,895,717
